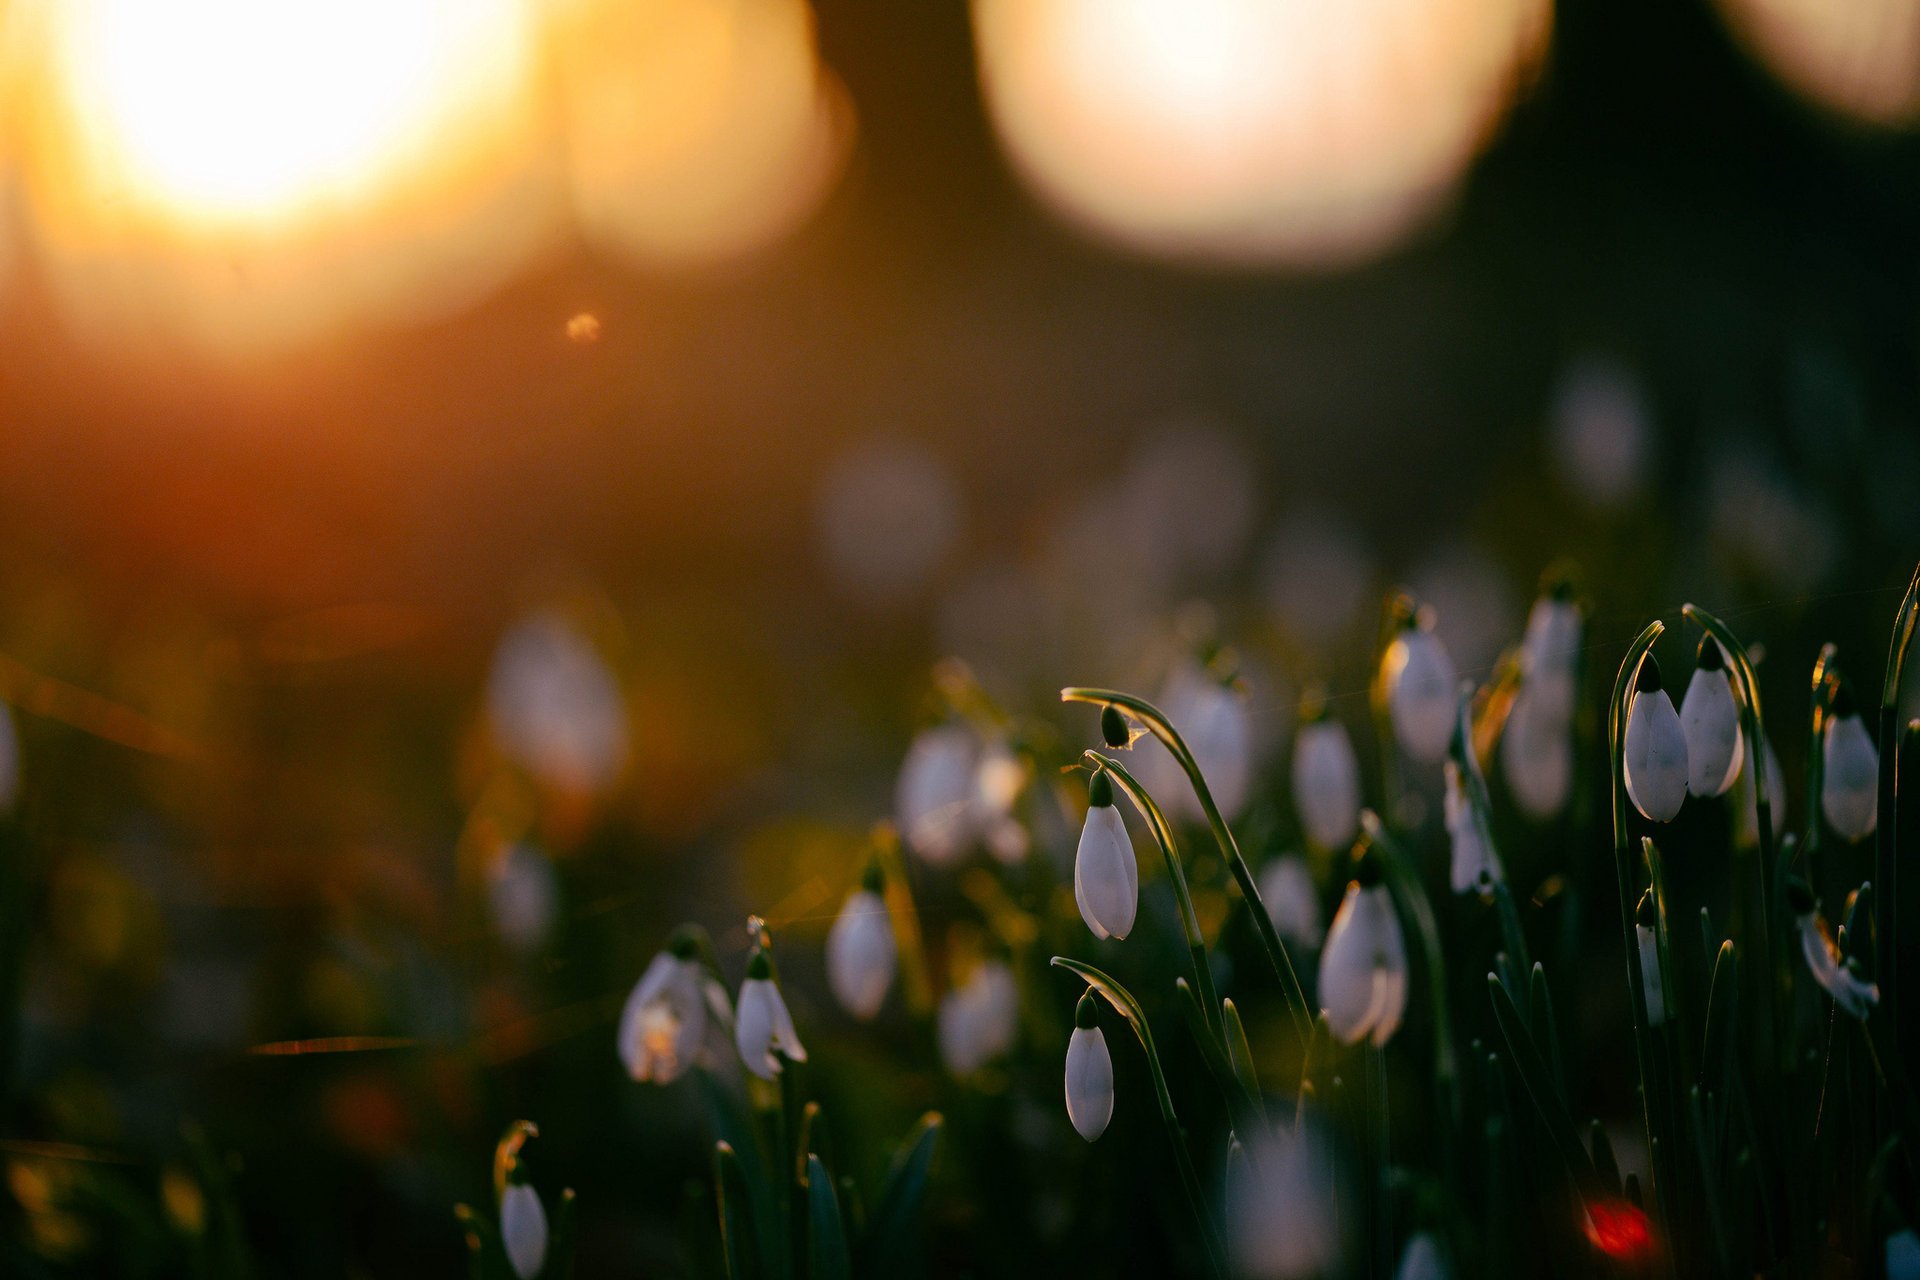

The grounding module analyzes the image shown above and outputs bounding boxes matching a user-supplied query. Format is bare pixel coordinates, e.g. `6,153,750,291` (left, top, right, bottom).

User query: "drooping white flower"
618,935,732,1084
1679,638,1743,798
1636,892,1666,1028
489,843,558,955
1442,761,1501,896
974,740,1030,864
1384,615,1457,765
896,723,981,866
937,959,1019,1075
827,869,896,1021
1519,583,1582,718
1395,1232,1449,1280
1063,993,1114,1142
1227,1121,1338,1279
1735,733,1788,848
1074,772,1138,941
1137,660,1255,822
487,611,628,796
1292,713,1360,851
1623,656,1687,822
1317,860,1408,1046
0,700,18,814
1787,880,1879,1020
735,948,808,1079
1821,691,1879,843
1259,855,1324,950
500,1179,548,1280
1500,687,1573,821
1888,1228,1920,1280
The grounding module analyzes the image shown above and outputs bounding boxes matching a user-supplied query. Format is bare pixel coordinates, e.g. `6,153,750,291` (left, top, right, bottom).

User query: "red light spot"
1584,1199,1654,1261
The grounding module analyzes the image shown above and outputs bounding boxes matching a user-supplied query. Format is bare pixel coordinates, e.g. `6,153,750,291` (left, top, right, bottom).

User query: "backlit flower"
1384,614,1457,765
1137,660,1255,822
1443,761,1501,896
1292,710,1360,851
1318,854,1408,1046
1074,771,1138,940
1821,687,1878,843
1227,1121,1338,1278
487,611,628,797
1636,891,1666,1027
1623,656,1687,822
1063,992,1114,1142
1787,879,1879,1020
1501,687,1573,821
896,722,980,866
1259,855,1324,950
938,958,1018,1075
618,932,732,1084
735,946,808,1079
827,867,896,1021
500,1175,548,1280
1679,638,1742,798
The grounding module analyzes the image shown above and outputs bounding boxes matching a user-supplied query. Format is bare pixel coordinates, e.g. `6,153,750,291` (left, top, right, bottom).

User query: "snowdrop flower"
1735,733,1788,848
1787,880,1879,1019
1500,689,1573,821
1074,771,1138,940
974,740,1030,865
1259,855,1324,950
1636,891,1666,1027
500,1168,548,1280
1821,686,1879,842
489,844,558,955
0,700,17,813
1623,655,1687,822
1888,1228,1920,1280
1442,761,1501,896
1519,580,1583,720
1063,992,1114,1142
826,866,896,1020
1317,853,1408,1046
896,723,980,866
736,947,808,1079
1292,708,1360,851
1227,1121,1338,1278
1679,638,1743,798
1395,1232,1449,1280
487,611,628,796
1137,660,1255,822
937,959,1019,1075
618,931,733,1084
1383,613,1457,765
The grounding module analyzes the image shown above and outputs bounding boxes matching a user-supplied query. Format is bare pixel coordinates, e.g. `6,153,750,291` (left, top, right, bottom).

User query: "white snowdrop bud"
1140,662,1256,822
1259,855,1324,950
1384,618,1457,765
618,931,729,1084
1073,772,1138,941
1500,688,1572,820
1636,893,1665,1028
1317,857,1408,1046
735,949,807,1080
826,869,896,1021
487,612,628,797
1442,761,1501,896
500,1178,548,1280
1063,994,1114,1142
896,723,980,866
1395,1231,1449,1280
1519,584,1582,715
1679,638,1743,798
937,959,1019,1075
1292,713,1360,851
1821,688,1878,843
1623,657,1687,822
1786,880,1879,1019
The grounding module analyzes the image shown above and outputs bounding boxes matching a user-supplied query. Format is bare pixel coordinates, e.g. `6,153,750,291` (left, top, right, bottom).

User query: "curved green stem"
1877,561,1919,1032
1064,688,1311,1043
1085,751,1221,1042
1053,957,1229,1279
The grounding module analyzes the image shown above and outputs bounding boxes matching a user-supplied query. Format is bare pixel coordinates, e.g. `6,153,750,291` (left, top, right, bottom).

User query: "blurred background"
0,0,1917,1274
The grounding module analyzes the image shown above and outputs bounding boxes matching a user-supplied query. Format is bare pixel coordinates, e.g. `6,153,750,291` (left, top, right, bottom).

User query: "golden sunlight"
972,0,1549,267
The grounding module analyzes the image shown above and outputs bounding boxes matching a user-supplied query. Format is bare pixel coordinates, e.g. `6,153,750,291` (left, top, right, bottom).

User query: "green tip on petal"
1696,635,1724,671
669,925,701,960
860,862,885,895
1830,680,1858,719
1635,889,1657,928
1100,705,1129,748
747,948,772,980
1075,991,1100,1029
1087,769,1114,808
1634,653,1663,694
1352,846,1383,889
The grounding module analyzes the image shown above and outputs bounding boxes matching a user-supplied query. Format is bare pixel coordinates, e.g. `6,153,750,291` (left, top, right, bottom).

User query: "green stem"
1053,957,1229,1279
1877,561,1919,1035
1085,751,1222,1043
1064,689,1312,1043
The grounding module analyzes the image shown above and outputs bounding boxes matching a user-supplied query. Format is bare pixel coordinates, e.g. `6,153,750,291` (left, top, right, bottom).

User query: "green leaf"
715,1142,762,1280
1527,963,1565,1095
856,1113,941,1279
1220,999,1264,1117
805,1156,850,1280
1486,972,1604,1204
1699,940,1738,1103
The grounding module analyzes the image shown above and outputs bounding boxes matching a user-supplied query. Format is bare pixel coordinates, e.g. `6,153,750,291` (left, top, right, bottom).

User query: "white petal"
735,978,781,1079
1395,1232,1449,1280
617,953,677,1079
937,988,981,1075
1735,735,1787,848
1064,1026,1115,1141
1797,913,1879,1019
1520,597,1582,719
896,724,980,866
1318,884,1404,1045
1679,668,1743,797
1259,857,1323,950
500,1184,548,1280
1074,804,1138,940
1822,715,1879,843
1624,689,1688,822
1386,631,1457,764
827,891,897,1020
1637,924,1665,1027
1443,762,1501,896
937,961,1018,1075
1292,720,1360,851
1185,679,1254,819
1227,1123,1338,1278
974,962,1019,1060
1501,689,1572,820
769,983,808,1064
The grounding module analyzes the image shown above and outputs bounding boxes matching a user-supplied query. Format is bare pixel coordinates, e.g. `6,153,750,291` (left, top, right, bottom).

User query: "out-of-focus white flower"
938,959,1019,1075
1501,688,1573,821
1227,1121,1338,1279
1261,511,1374,653
1259,855,1324,950
1706,445,1840,595
1122,420,1260,592
487,611,629,795
974,740,1030,865
1443,761,1501,896
896,723,981,867
1063,993,1114,1142
1549,355,1649,509
618,936,733,1084
826,870,896,1021
0,700,17,813
1383,614,1457,765
1888,1228,1920,1280
500,1178,548,1280
1624,656,1687,822
1318,859,1407,1046
1679,639,1743,798
1395,1232,1449,1280
1735,733,1788,848
1074,772,1138,941
1518,584,1582,727
1788,881,1879,1020
736,948,808,1079
1292,712,1360,852
1821,692,1879,843
1409,544,1516,677
815,439,962,607
1137,660,1255,821
489,843,558,955
1636,892,1665,1027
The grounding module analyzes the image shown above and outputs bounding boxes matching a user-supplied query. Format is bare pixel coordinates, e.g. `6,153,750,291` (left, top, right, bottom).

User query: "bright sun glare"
50,0,533,228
